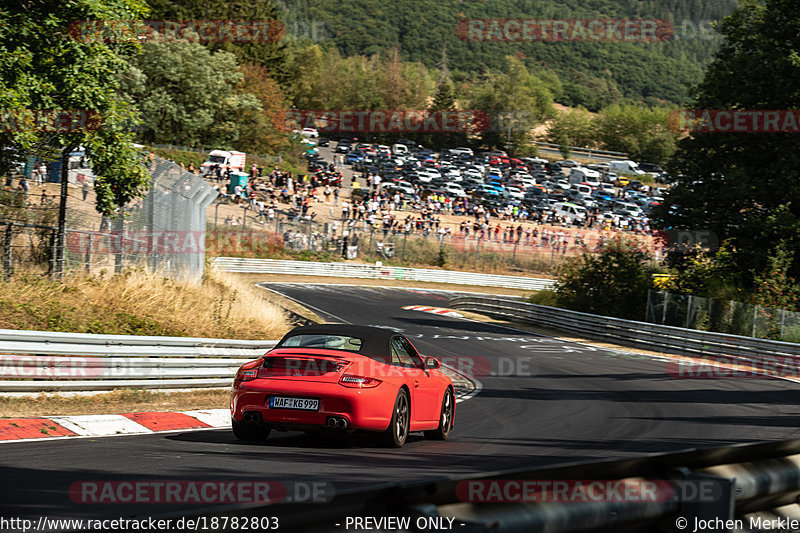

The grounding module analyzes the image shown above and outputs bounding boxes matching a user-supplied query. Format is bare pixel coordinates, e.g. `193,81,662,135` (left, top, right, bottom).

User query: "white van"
391,144,409,155
608,160,645,176
201,150,246,176
569,167,601,185
613,201,644,217
553,202,588,224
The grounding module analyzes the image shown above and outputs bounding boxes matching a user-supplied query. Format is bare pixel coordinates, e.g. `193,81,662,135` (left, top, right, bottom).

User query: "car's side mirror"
425,357,441,370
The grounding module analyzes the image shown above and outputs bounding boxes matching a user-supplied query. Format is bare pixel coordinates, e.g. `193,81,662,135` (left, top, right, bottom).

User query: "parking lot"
303,135,667,242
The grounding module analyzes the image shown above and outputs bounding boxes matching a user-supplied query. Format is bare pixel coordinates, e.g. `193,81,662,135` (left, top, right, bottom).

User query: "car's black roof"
274,324,402,360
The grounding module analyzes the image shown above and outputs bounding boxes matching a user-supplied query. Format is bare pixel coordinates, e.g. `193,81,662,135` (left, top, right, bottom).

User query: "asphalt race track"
1,284,800,525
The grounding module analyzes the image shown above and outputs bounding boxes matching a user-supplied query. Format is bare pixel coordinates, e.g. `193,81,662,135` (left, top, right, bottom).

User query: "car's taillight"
237,368,258,381
339,375,382,388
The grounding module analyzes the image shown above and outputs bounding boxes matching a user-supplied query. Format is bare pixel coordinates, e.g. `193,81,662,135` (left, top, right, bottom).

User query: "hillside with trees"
278,0,738,109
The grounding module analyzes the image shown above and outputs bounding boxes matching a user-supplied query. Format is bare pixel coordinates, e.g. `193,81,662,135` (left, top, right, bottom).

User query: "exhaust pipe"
243,412,262,424
326,416,350,430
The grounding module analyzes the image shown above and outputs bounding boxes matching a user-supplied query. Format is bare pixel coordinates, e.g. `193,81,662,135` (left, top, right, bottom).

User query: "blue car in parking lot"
345,151,364,164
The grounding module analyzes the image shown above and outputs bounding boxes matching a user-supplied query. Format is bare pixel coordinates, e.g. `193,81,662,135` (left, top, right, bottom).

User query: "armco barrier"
194,438,800,532
449,295,800,373
213,257,556,291
0,329,276,392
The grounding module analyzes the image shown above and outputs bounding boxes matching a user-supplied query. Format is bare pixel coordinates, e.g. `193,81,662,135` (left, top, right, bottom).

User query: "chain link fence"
64,157,217,280
0,156,217,282
206,201,618,275
646,290,800,342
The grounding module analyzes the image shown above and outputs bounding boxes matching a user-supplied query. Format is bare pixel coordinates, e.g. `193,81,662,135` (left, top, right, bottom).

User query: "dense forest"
278,0,738,109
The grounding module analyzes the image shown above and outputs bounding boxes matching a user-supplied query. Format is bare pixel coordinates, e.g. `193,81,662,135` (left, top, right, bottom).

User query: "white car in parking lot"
442,168,462,181
505,186,525,200
414,169,439,183
442,182,467,198
463,168,483,179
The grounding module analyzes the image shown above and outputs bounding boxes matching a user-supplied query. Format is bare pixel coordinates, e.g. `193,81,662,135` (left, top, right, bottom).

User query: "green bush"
526,289,559,307
553,235,654,320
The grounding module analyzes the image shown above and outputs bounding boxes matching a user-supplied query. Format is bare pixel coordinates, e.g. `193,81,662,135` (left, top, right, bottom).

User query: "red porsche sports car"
230,324,455,447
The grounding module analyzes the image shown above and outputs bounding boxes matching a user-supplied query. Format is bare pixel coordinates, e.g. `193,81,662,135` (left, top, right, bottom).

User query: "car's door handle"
414,380,420,388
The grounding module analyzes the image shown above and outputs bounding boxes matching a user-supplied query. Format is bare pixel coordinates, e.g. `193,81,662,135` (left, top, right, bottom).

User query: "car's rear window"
281,334,363,352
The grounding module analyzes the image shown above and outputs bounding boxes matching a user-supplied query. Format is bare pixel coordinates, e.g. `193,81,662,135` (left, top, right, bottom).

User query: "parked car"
553,202,588,224
637,162,664,174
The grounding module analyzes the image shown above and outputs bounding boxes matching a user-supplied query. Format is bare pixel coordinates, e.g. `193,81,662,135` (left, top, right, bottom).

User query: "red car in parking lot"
231,324,455,447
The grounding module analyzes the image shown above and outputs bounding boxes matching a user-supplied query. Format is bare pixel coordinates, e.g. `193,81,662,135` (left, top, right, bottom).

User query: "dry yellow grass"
0,267,292,339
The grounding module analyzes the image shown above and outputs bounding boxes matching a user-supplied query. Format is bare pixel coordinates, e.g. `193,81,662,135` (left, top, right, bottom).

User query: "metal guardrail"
194,437,800,532
531,141,629,157
0,329,276,392
213,257,556,291
449,296,800,374
530,141,629,162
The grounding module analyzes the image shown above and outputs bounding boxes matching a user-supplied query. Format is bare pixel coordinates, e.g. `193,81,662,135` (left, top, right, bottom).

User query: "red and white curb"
0,408,230,443
402,305,463,318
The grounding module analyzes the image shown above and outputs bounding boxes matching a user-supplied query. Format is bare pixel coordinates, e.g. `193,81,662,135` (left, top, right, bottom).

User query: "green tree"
422,76,467,150
553,236,654,320
664,241,743,298
469,56,555,155
654,0,800,283
0,0,150,215
235,64,293,156
284,43,326,109
547,107,596,149
122,41,259,148
595,103,679,164
430,78,456,112
147,0,290,89
753,244,800,312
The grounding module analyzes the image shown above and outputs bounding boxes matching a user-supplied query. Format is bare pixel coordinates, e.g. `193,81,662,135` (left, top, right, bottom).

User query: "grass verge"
0,267,292,339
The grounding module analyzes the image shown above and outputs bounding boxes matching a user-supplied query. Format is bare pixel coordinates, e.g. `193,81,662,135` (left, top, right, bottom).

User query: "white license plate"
268,396,319,411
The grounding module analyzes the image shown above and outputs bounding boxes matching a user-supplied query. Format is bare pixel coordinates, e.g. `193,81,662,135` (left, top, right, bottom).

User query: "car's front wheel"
231,418,271,442
424,388,454,441
380,389,410,448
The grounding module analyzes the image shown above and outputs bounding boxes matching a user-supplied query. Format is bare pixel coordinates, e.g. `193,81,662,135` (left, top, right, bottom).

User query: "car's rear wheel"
231,418,271,442
424,388,454,441
380,389,410,448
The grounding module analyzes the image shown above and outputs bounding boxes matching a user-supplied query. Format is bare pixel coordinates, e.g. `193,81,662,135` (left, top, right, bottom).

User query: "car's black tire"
231,418,271,442
424,388,454,441
380,389,410,448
